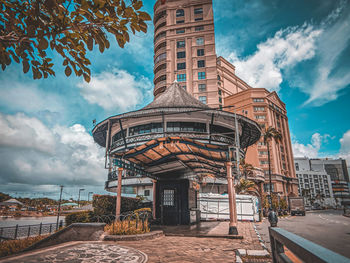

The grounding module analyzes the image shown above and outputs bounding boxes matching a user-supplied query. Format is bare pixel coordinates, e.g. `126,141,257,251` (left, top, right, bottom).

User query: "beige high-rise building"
154,0,251,108
225,89,299,196
153,0,298,197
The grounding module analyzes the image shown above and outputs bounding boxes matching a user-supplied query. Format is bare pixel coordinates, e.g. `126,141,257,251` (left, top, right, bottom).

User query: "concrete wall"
25,223,106,252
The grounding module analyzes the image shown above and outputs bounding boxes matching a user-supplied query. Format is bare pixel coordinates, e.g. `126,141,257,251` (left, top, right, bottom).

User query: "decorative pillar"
152,180,157,219
116,168,123,221
226,161,238,235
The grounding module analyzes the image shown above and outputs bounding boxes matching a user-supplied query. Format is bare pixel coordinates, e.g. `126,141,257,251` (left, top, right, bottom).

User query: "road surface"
256,209,350,258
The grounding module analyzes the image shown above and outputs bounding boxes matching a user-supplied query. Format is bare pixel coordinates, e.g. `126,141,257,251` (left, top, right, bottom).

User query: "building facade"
153,0,251,108
294,157,336,208
224,89,298,197
153,0,297,198
295,157,350,205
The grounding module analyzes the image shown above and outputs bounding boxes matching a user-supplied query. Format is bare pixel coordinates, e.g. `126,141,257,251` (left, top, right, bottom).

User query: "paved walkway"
0,222,263,263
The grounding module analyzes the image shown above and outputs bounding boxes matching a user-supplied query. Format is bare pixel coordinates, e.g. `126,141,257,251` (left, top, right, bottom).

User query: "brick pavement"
116,222,263,262
0,222,263,263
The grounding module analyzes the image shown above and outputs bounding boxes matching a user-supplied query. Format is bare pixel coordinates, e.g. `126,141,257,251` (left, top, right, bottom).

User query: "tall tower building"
153,0,298,197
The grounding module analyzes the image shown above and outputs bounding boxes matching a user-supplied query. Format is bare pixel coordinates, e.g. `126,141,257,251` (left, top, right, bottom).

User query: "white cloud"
0,113,106,190
0,113,56,153
227,24,322,92
339,130,350,166
303,2,350,105
226,1,350,105
292,133,324,158
78,68,153,111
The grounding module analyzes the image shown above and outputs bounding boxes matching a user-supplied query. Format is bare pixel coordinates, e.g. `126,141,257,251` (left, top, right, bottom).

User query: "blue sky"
0,0,349,199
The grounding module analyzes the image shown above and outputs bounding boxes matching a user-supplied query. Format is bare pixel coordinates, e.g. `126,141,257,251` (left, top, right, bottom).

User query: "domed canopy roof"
143,82,210,110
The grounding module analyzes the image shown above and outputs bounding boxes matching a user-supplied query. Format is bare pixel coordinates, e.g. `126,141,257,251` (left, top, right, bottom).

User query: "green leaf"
83,73,91,82
39,38,49,50
87,36,93,51
65,66,72,76
133,1,143,10
23,60,30,73
138,11,151,21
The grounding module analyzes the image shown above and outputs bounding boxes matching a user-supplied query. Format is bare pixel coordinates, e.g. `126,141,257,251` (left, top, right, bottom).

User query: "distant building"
294,157,350,206
0,199,24,211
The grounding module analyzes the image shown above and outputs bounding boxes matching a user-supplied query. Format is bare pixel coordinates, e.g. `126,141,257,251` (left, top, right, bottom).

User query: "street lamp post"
88,192,93,202
78,188,85,207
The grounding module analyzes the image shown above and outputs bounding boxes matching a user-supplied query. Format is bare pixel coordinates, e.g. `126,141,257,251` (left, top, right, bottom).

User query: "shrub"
104,218,150,235
65,211,94,226
0,236,46,258
92,195,141,217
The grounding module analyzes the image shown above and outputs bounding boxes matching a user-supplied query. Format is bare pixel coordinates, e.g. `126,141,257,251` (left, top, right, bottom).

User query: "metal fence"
0,221,63,241
269,227,349,263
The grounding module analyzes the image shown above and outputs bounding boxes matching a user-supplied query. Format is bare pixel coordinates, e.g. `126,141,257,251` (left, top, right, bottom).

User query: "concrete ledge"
24,223,106,251
165,233,244,239
103,230,164,241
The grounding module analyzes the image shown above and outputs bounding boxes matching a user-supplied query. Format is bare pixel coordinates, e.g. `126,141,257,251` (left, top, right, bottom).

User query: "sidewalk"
0,222,264,263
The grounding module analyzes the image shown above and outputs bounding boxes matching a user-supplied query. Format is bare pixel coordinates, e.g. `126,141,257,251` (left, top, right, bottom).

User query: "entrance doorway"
156,180,189,225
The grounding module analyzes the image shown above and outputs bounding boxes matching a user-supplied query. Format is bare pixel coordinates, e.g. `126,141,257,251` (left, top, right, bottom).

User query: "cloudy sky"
0,0,349,200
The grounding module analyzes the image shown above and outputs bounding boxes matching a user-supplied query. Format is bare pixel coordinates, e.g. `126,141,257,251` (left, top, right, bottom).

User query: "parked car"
289,197,305,216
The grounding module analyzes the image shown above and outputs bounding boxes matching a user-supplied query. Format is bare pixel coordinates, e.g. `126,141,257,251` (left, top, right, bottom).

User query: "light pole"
56,185,63,231
78,188,85,207
88,192,93,202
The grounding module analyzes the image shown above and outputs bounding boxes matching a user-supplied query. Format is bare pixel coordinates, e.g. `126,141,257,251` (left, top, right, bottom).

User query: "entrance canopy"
93,83,261,182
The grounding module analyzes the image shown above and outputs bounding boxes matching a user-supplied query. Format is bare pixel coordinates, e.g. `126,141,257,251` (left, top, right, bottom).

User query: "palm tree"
263,127,282,201
235,178,256,194
240,159,254,180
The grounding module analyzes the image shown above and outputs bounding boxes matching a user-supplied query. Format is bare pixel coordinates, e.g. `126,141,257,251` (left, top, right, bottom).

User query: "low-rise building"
294,157,350,207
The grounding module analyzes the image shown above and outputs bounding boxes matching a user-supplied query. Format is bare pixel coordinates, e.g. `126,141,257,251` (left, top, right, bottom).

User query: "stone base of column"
229,226,238,235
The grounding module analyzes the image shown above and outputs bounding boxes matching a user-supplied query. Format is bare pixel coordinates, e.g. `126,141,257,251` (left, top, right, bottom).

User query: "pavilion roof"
143,82,210,110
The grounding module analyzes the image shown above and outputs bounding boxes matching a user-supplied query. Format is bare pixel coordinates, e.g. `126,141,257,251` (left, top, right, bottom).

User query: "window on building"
177,62,186,70
177,74,186,82
195,26,204,31
198,84,206,92
259,151,268,156
255,115,266,120
197,60,205,68
199,96,207,104
264,183,275,192
176,20,184,24
163,189,175,206
218,89,222,96
260,160,269,165
254,107,265,112
198,71,206,79
129,123,163,136
177,40,185,48
176,28,185,34
194,7,203,14
144,190,150,196
154,52,166,64
295,163,299,171
112,129,126,143
219,97,222,103
253,98,264,102
167,122,207,132
197,49,205,56
176,9,184,17
122,186,136,194
196,37,204,45
177,51,186,59
195,17,203,21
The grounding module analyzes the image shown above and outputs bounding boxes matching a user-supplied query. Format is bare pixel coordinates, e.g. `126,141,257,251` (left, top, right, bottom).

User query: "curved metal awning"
112,136,242,180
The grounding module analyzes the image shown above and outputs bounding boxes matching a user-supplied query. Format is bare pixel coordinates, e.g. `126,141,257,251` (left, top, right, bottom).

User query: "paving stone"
247,249,270,257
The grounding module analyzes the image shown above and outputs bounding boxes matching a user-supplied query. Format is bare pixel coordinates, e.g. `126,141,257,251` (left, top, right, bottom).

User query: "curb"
234,224,271,263
164,233,244,239
103,230,164,241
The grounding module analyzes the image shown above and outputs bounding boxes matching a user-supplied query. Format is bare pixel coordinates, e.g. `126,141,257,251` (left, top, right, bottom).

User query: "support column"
116,168,123,221
152,180,157,220
226,161,238,235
